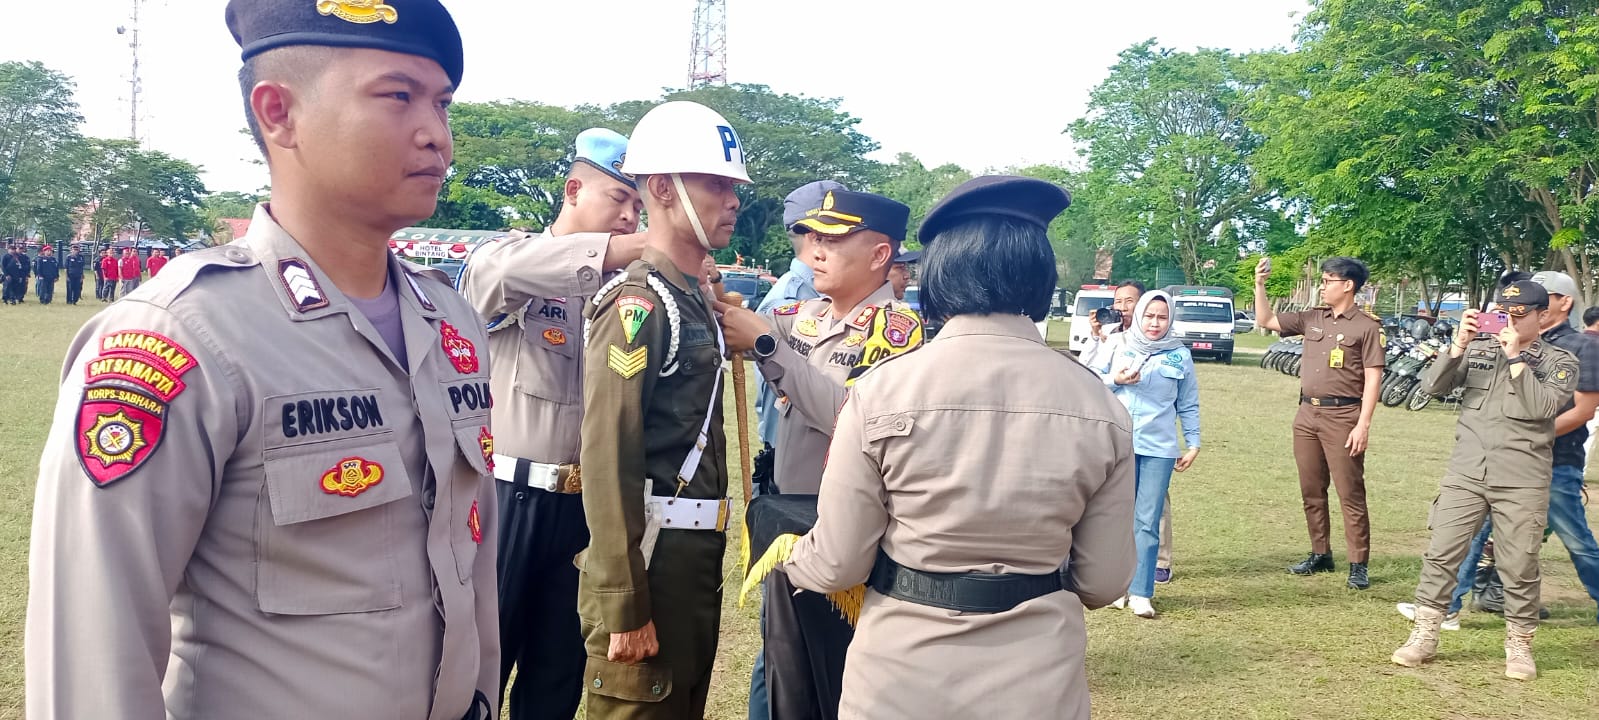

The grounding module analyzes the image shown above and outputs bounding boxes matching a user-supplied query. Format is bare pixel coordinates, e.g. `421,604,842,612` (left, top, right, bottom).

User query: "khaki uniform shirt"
1422,336,1578,486
578,246,729,632
458,230,608,464
783,314,1135,720
26,206,499,720
758,281,916,494
1277,305,1385,398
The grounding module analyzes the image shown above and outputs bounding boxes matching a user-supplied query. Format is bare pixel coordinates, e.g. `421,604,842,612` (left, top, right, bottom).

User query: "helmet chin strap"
670,173,715,252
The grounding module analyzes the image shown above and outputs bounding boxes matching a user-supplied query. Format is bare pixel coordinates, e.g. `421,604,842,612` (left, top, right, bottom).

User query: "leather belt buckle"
1311,397,1322,407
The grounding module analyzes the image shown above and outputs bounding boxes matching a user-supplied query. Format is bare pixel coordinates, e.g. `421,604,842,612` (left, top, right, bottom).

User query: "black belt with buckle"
1301,395,1361,407
512,458,583,494
867,552,1063,614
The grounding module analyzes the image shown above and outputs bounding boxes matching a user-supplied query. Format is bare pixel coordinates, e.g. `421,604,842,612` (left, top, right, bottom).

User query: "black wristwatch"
753,333,778,359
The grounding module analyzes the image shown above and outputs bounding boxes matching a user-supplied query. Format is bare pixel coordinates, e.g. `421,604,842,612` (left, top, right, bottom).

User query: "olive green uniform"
577,246,730,718
1413,336,1578,626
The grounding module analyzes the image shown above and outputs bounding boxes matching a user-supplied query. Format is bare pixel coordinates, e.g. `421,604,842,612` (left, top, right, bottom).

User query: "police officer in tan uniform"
721,189,921,494
26,2,499,718
780,176,1133,720
1392,280,1577,680
1253,256,1384,588
719,189,921,720
576,100,747,719
458,129,645,719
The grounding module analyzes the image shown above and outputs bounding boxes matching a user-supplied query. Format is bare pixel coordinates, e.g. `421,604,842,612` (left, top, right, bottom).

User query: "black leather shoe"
1347,562,1370,589
1288,552,1335,575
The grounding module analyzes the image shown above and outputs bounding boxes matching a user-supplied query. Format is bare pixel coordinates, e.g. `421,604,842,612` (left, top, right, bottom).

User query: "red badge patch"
468,499,483,544
851,306,878,328
321,457,384,497
76,386,167,488
885,310,919,348
542,328,567,346
439,321,479,374
479,426,494,472
774,302,801,316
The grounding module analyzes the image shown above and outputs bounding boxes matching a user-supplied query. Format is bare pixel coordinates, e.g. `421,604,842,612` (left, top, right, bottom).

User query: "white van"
1164,285,1236,364
1068,285,1117,354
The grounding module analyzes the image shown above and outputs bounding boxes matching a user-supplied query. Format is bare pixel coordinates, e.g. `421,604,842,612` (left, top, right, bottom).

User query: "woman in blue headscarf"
1087,290,1201,618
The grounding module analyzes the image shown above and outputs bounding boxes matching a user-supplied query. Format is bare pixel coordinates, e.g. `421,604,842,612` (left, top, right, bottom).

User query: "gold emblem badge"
796,319,819,337
1503,285,1522,297
82,410,148,467
843,334,864,347
321,457,384,497
822,191,836,211
315,0,398,24
543,328,568,346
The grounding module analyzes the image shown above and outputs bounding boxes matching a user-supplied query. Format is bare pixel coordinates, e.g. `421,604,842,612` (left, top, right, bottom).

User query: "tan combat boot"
1390,604,1443,667
1504,623,1537,680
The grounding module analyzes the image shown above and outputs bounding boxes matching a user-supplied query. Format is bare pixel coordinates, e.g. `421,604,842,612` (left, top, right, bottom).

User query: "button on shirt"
1276,306,1384,398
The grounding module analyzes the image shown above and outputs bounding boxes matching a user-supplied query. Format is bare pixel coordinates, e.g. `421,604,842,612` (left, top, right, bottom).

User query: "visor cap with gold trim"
1495,280,1550,315
789,190,910,245
226,0,465,88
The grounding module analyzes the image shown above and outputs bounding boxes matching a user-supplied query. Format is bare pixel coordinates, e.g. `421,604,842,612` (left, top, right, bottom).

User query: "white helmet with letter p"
621,101,751,183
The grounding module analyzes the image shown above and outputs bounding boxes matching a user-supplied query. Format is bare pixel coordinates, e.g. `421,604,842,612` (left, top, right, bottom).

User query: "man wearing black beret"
26,2,499,719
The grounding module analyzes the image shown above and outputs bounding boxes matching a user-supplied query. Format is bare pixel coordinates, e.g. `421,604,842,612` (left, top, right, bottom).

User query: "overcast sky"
1,0,1307,194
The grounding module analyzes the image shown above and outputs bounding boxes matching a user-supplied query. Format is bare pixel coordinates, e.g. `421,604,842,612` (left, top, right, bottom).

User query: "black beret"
790,189,911,244
918,176,1071,245
226,0,465,88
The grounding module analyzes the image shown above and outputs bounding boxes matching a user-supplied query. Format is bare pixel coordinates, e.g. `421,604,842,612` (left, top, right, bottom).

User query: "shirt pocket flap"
526,318,577,359
454,422,492,476
265,437,413,526
1158,363,1186,380
585,657,673,703
863,413,915,443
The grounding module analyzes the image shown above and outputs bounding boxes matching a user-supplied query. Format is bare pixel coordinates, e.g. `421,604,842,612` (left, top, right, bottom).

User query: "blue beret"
919,176,1071,245
573,128,636,190
226,0,465,88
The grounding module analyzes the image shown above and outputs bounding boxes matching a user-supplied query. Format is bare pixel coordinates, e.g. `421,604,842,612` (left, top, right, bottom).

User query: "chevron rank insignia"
278,258,328,313
607,344,648,379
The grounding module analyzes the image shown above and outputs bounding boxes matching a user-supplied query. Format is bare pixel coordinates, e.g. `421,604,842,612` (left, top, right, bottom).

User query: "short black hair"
1117,280,1145,294
1321,256,1369,292
1583,306,1599,327
238,46,340,157
920,215,1057,323
1499,270,1533,288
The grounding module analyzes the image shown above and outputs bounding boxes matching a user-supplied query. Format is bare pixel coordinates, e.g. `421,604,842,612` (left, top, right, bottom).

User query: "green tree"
0,61,86,239
79,139,207,244
874,153,973,249
1069,42,1271,284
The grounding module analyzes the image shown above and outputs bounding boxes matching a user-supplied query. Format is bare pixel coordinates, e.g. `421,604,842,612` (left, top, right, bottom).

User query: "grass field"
2,303,1597,720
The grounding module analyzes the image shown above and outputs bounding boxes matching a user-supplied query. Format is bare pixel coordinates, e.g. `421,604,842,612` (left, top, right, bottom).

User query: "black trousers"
763,572,853,720
495,481,589,720
5,277,25,302
66,274,82,303
36,277,55,304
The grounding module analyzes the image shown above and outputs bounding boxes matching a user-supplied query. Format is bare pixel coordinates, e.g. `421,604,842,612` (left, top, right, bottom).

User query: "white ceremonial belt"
650,493,731,532
491,454,581,494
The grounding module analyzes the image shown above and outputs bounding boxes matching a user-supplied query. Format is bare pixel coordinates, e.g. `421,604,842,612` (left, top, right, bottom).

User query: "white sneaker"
1397,602,1460,631
1129,595,1156,618
1110,595,1127,609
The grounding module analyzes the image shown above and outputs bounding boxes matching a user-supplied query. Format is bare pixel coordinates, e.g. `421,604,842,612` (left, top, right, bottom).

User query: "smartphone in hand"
1477,312,1510,335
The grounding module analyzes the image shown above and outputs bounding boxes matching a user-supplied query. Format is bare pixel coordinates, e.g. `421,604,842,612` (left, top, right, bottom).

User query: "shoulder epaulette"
136,244,259,309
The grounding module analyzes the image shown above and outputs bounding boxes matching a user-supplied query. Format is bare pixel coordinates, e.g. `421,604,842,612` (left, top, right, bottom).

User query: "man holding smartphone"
1392,280,1578,679
1254,256,1384,589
